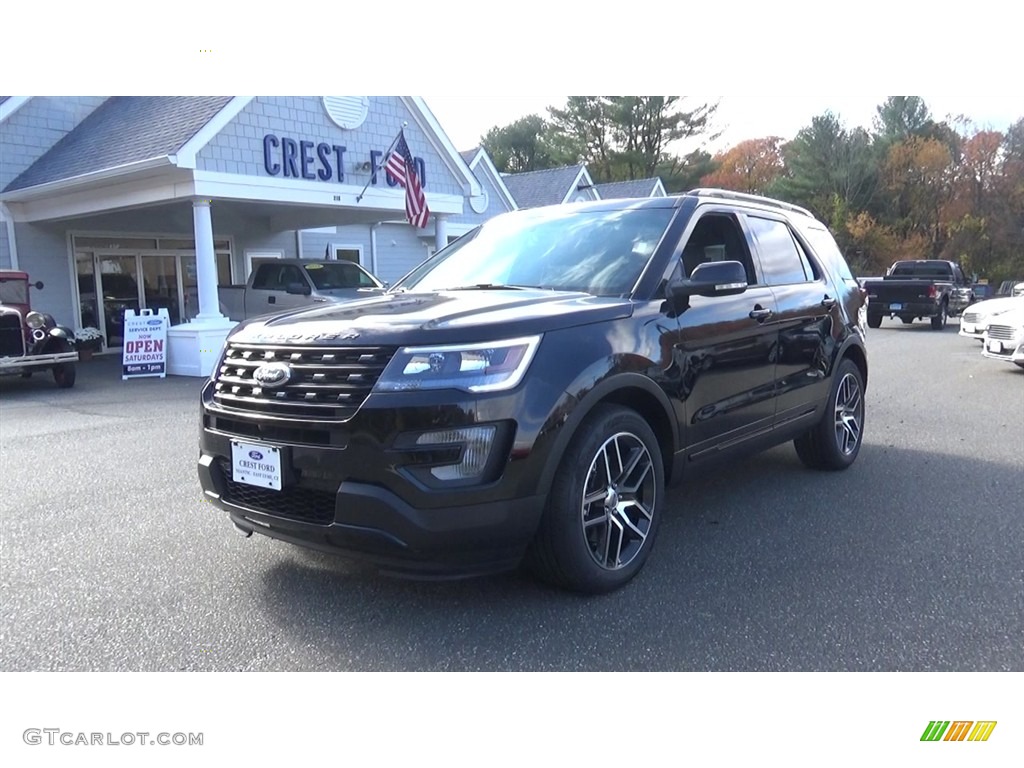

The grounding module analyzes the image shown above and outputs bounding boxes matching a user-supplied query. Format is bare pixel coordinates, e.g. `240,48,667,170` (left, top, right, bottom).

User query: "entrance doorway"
73,235,232,349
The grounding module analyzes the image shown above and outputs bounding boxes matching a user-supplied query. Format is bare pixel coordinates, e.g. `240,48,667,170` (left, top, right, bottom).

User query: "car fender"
534,369,679,497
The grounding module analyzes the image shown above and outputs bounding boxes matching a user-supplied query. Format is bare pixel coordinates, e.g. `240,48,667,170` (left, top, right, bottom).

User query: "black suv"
198,189,868,593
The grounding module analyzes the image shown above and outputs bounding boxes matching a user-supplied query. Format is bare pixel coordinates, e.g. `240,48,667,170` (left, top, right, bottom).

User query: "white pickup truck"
219,259,385,322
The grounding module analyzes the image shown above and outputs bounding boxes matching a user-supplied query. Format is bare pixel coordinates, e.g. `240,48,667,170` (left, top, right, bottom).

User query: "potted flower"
74,327,104,360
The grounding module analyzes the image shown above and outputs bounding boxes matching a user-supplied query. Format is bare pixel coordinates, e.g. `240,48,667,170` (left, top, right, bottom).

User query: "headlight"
374,335,541,393
25,311,49,329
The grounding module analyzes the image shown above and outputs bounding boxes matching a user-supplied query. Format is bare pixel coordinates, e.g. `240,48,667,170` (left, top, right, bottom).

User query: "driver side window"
680,213,758,285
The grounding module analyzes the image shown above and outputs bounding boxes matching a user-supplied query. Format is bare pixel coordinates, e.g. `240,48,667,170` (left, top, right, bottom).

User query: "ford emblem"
249,450,263,460
253,362,292,389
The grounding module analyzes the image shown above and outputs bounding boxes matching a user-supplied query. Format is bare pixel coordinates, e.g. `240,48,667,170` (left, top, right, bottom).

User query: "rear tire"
930,302,948,330
794,358,865,471
526,404,664,594
866,314,882,329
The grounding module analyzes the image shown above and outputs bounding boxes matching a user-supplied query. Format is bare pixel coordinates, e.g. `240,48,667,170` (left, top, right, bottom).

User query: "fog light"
415,426,496,481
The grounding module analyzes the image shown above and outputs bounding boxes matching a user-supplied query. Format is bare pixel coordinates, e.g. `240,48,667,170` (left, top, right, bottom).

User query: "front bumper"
981,335,1024,364
959,320,985,340
197,382,557,578
200,452,544,577
0,350,78,371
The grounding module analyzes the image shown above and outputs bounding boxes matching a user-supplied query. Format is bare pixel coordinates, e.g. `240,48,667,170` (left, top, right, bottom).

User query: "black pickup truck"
863,260,972,330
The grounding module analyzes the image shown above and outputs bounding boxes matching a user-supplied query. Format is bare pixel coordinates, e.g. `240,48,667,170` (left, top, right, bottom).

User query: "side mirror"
285,281,312,296
33,281,44,290
669,260,748,301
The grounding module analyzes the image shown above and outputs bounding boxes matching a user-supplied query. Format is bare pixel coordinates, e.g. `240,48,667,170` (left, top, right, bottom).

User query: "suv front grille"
986,325,1017,341
212,342,396,422
216,458,336,525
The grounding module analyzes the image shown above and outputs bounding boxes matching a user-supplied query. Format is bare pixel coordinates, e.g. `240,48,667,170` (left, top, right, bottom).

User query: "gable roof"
0,96,31,124
501,164,595,208
4,97,234,192
595,177,667,199
459,146,517,212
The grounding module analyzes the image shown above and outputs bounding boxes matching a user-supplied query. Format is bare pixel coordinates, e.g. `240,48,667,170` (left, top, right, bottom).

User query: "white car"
981,307,1024,368
959,284,1024,341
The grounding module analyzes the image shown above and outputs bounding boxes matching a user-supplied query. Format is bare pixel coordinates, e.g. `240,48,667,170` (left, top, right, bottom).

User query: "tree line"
480,97,1024,282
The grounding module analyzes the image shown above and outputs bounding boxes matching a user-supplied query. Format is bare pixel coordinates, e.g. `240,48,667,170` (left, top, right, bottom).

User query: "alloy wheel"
579,431,657,570
833,372,863,455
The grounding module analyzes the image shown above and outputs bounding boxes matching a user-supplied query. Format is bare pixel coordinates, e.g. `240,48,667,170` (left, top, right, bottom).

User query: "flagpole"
355,121,408,203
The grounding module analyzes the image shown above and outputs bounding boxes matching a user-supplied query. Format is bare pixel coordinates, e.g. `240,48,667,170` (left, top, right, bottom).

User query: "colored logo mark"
921,721,997,742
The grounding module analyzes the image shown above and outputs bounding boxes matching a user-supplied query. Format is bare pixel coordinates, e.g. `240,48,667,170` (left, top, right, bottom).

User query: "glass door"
96,253,142,347
75,253,99,330
140,252,181,326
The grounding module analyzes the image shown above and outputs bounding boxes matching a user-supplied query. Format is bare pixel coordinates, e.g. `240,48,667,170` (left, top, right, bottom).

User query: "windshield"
303,262,379,290
394,205,675,296
0,278,28,304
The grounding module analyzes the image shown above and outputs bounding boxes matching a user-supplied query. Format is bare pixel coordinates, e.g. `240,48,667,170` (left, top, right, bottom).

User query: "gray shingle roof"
459,148,479,163
4,96,233,192
595,178,664,199
501,164,586,208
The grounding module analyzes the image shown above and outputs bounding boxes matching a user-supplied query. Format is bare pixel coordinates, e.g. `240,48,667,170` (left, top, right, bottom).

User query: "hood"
967,296,1024,317
229,289,634,346
985,306,1024,329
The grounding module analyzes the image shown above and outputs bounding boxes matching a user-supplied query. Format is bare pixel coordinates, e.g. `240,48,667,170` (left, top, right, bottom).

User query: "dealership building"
0,96,659,376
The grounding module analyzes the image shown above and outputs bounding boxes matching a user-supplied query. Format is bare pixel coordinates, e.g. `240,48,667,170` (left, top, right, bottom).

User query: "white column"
434,214,448,252
167,198,235,377
193,198,224,320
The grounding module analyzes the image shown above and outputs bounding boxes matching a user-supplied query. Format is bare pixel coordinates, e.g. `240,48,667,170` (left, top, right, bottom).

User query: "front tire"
794,358,865,471
53,363,76,388
527,404,664,594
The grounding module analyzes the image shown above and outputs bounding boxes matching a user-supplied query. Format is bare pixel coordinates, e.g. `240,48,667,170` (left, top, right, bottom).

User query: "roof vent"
322,97,369,130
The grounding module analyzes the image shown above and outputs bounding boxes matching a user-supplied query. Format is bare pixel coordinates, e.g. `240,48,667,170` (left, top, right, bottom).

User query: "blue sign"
262,134,426,188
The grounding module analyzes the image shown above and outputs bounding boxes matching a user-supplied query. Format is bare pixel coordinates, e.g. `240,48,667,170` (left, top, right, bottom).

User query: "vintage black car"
0,270,78,388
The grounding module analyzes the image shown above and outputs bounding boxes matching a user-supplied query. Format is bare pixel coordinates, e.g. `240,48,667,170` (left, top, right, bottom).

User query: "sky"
423,96,1023,156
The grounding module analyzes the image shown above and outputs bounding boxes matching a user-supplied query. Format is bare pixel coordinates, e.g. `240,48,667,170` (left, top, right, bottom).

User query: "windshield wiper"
442,283,536,291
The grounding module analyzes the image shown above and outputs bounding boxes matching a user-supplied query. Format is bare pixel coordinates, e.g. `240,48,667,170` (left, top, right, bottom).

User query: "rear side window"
746,216,814,285
800,224,854,281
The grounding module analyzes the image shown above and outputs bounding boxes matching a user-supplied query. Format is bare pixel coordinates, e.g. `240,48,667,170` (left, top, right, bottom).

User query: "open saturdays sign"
121,308,170,380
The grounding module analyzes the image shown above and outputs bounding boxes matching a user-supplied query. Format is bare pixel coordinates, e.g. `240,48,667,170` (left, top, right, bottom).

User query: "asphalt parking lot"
1,323,1022,671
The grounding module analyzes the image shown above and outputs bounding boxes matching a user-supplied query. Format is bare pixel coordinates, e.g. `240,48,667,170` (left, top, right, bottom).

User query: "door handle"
749,307,773,321
821,295,837,309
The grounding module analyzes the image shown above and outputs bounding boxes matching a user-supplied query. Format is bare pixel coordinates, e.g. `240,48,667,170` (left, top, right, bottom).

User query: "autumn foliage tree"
478,98,1024,283
699,137,784,194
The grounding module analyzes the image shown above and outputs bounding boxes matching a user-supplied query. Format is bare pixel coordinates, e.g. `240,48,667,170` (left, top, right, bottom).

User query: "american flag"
384,130,430,228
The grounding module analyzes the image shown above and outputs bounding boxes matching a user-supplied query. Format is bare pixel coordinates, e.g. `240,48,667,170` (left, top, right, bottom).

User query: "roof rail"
686,188,815,218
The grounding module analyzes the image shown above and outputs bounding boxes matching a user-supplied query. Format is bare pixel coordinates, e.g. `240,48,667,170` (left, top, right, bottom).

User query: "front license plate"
890,303,903,311
231,440,282,490
987,340,1003,354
